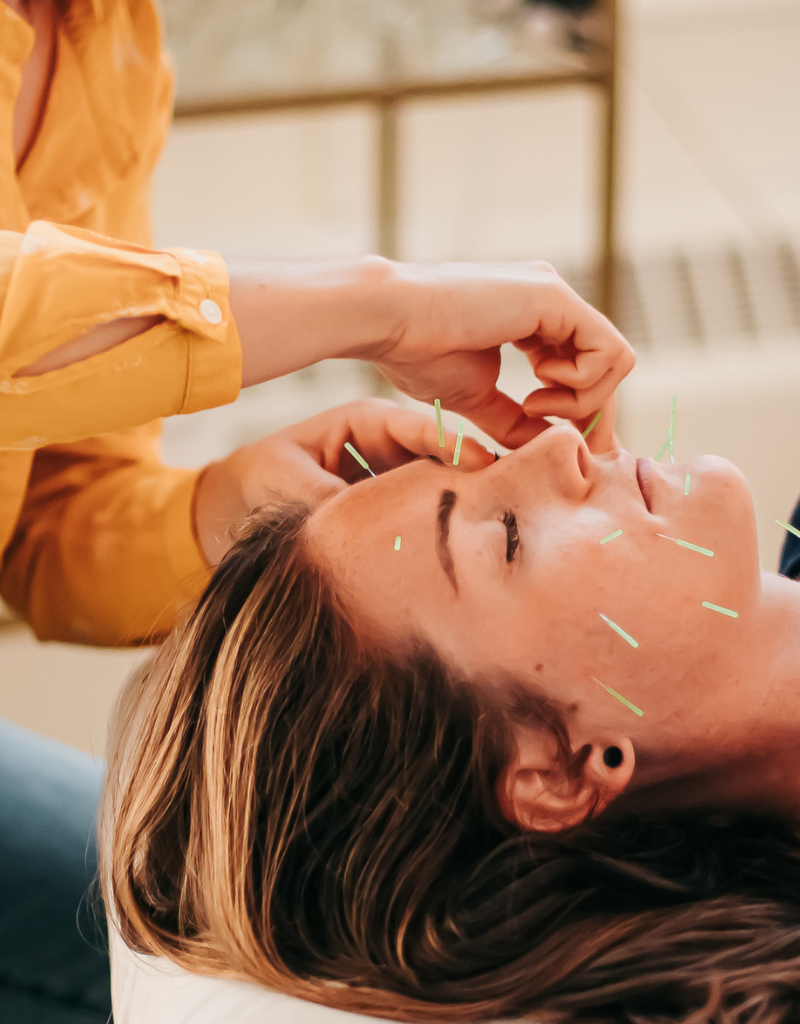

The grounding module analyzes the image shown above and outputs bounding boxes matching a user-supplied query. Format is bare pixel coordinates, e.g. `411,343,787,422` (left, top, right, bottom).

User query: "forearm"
226,254,401,387
2,224,240,448
15,254,403,388
16,315,165,376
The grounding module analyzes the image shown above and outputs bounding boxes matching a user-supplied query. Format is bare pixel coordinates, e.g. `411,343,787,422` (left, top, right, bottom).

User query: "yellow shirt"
0,0,242,645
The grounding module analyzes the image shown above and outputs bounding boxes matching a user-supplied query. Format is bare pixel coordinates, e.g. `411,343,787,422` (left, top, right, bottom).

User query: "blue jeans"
0,720,112,1023
779,494,800,579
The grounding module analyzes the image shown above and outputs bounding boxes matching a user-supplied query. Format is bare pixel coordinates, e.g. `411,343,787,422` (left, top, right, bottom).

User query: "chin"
691,453,752,501
692,453,760,570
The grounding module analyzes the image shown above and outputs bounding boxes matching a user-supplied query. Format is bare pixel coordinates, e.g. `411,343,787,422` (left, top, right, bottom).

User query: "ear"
495,723,635,833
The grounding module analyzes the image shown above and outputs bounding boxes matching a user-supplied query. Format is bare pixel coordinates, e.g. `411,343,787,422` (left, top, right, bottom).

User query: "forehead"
306,460,438,569
304,459,455,642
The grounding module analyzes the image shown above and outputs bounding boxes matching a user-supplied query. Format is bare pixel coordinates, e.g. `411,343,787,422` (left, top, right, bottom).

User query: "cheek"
447,462,759,693
517,506,753,696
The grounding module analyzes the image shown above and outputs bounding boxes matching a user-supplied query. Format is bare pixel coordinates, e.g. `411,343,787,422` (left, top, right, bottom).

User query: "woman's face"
305,424,761,756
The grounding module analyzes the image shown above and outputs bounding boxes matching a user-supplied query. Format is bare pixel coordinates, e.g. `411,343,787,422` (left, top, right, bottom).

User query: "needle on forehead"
434,399,445,449
453,420,465,466
344,441,376,477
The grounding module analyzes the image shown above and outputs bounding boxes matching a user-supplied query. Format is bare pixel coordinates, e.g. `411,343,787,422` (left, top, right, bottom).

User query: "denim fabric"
778,494,800,580
0,720,111,1023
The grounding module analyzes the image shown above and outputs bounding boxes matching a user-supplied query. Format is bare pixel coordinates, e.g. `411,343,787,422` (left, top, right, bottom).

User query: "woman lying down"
101,396,800,1024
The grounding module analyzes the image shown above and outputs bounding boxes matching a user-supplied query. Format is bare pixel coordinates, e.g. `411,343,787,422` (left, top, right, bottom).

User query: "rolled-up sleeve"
0,221,242,451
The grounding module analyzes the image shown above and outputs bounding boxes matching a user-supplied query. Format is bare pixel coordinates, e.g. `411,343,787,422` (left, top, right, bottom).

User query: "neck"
737,570,800,817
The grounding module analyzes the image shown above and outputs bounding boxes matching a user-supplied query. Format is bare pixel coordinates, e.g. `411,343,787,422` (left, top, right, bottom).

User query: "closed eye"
503,510,520,562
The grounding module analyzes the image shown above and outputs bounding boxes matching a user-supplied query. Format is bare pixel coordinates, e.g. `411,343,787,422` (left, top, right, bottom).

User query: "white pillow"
110,925,391,1024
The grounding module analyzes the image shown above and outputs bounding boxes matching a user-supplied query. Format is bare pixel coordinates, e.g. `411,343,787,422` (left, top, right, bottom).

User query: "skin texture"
306,422,800,832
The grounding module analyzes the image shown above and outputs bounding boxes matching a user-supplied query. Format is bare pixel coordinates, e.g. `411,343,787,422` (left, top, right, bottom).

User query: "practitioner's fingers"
284,399,495,481
577,393,618,455
447,385,554,451
521,366,618,422
341,400,495,475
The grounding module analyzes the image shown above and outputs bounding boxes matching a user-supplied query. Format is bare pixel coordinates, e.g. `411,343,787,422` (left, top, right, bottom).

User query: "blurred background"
2,0,799,758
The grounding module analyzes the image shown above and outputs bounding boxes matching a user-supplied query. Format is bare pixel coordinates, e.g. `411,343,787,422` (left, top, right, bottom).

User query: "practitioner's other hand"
193,399,492,564
374,261,634,452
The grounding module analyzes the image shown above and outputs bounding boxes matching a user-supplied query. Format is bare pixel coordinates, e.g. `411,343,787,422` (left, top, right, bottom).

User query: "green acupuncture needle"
394,536,402,551
701,601,738,618
582,409,604,440
657,533,714,557
600,528,623,544
599,613,639,648
606,687,644,717
453,419,465,466
591,676,644,717
344,442,376,477
668,394,676,465
684,473,691,496
434,398,445,449
655,437,669,461
776,519,800,541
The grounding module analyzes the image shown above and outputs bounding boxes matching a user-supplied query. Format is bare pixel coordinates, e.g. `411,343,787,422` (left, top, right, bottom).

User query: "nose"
497,423,592,501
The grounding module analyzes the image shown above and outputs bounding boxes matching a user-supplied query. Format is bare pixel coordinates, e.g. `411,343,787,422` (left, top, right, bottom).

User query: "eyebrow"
436,489,459,594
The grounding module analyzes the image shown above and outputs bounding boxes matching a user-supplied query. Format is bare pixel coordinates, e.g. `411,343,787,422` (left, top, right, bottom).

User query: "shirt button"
200,298,222,325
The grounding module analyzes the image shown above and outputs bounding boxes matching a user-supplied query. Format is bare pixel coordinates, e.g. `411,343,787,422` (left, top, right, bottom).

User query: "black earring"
603,746,623,768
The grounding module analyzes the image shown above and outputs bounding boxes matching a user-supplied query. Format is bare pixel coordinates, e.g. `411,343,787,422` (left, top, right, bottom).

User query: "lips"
635,457,654,512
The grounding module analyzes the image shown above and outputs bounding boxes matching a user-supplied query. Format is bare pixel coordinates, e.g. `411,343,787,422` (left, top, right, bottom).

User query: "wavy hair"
101,500,800,1024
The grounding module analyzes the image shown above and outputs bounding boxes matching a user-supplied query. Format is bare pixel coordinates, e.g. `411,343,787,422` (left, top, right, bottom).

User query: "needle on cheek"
599,613,639,648
777,519,800,541
591,676,644,717
657,533,714,557
600,528,623,544
701,601,738,618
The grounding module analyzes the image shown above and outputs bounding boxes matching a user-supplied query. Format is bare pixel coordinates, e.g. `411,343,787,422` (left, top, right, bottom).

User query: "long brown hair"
102,500,800,1024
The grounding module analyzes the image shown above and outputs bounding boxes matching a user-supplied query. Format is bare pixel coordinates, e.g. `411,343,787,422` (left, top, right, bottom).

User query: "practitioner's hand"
374,261,634,451
575,392,619,456
193,399,493,564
